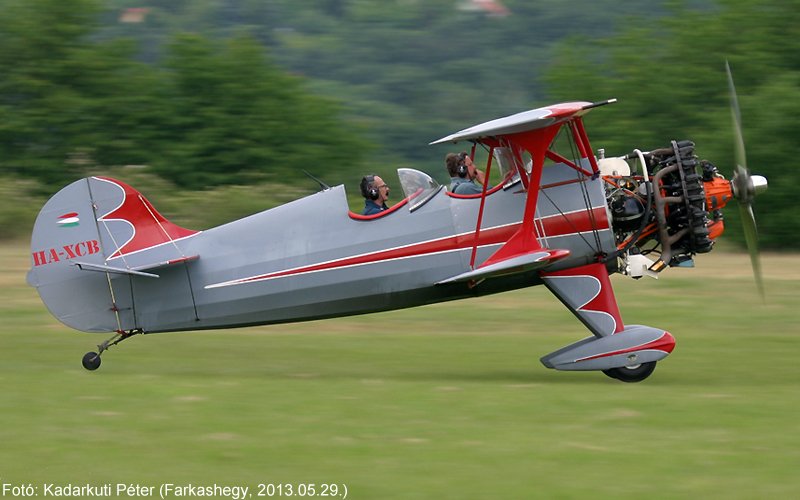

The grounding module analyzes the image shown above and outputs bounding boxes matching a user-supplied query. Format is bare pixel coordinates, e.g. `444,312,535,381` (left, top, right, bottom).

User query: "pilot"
446,152,489,195
360,174,390,215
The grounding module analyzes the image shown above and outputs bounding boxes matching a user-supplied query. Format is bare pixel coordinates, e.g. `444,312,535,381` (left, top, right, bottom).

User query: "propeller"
725,61,768,297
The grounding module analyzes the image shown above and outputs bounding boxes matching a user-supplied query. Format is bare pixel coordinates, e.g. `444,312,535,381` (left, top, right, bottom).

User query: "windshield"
493,147,516,179
397,168,442,212
493,147,532,175
493,147,530,189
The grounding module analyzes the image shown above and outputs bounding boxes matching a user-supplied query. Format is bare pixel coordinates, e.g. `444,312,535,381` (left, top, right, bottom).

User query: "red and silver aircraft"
27,74,766,381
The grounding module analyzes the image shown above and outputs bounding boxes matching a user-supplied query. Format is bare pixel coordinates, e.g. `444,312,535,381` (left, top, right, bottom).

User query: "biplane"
27,70,767,382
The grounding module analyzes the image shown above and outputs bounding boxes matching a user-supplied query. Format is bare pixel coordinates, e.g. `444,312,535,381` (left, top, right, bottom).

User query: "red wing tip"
548,249,571,260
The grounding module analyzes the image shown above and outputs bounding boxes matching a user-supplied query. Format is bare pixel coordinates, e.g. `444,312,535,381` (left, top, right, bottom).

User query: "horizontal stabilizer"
72,261,160,278
133,254,199,271
71,254,199,278
437,248,569,285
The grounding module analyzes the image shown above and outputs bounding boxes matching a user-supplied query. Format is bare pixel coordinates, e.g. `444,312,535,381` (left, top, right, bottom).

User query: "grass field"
2,241,799,498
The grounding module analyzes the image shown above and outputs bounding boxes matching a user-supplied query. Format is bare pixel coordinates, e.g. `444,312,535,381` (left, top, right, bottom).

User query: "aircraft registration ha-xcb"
27,69,767,382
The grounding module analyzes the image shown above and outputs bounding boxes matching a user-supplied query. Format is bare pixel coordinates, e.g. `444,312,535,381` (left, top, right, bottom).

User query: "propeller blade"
726,61,747,172
726,61,766,298
738,202,764,298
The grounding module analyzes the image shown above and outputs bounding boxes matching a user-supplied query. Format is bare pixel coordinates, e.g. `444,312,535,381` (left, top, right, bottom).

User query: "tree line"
0,0,794,249
544,0,798,249
0,0,365,191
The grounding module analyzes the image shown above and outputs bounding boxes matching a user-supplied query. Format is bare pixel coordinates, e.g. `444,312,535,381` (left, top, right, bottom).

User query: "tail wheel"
602,361,657,383
79,329,142,371
82,352,101,371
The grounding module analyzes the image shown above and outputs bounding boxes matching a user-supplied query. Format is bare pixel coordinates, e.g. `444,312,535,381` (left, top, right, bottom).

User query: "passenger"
360,174,390,215
446,152,489,195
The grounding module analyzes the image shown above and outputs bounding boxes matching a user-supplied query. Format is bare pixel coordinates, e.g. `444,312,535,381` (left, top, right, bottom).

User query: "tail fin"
27,177,199,333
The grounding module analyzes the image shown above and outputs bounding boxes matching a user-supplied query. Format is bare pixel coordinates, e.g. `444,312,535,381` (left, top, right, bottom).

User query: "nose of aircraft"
732,167,768,204
750,174,768,196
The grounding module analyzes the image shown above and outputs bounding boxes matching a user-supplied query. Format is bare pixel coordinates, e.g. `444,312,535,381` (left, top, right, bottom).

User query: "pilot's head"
445,152,472,178
360,174,390,204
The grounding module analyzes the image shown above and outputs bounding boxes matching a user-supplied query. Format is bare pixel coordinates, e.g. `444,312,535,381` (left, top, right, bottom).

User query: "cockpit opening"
349,167,443,220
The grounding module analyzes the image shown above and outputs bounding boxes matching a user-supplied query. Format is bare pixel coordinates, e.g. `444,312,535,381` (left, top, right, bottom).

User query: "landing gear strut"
81,329,142,371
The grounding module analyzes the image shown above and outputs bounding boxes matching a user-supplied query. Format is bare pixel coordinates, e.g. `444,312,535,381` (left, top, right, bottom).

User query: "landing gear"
82,352,101,371
603,361,657,383
81,329,142,371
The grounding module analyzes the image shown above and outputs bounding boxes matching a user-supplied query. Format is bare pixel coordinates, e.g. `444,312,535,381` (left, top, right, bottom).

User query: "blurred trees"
0,0,796,249
100,0,668,176
545,0,799,248
0,0,366,191
0,0,105,187
155,33,366,188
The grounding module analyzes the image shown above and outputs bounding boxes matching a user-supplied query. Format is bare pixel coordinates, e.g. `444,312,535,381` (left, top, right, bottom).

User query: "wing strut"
469,145,495,269
479,123,562,268
571,117,601,175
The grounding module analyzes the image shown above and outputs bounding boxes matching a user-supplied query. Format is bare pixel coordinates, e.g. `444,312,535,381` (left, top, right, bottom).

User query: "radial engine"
599,140,767,279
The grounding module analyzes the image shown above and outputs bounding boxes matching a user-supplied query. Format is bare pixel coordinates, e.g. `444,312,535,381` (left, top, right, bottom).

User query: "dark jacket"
362,199,388,215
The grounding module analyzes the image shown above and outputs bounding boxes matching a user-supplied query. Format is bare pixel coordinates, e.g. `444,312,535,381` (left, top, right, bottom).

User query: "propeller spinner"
726,61,768,297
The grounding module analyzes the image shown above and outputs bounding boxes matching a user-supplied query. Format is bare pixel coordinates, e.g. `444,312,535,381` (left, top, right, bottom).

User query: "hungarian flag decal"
57,212,80,228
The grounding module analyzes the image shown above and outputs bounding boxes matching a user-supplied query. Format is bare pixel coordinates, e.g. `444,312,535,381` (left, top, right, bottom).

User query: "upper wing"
429,102,593,145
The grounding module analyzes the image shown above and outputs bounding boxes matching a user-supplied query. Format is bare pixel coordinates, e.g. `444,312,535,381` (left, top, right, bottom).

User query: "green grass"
2,242,800,498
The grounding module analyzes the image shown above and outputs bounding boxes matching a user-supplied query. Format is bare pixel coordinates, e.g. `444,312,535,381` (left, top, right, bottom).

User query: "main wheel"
602,361,656,383
82,352,101,371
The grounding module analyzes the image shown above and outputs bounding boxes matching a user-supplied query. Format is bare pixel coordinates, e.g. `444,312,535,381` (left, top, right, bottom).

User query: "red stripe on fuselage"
209,206,609,288
538,206,608,236
228,224,519,286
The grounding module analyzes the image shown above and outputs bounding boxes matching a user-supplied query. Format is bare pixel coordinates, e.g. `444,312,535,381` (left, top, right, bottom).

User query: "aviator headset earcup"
361,175,380,200
456,153,468,178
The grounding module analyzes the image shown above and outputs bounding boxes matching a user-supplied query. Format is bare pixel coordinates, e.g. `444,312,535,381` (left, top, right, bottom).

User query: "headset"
456,152,469,178
360,175,380,200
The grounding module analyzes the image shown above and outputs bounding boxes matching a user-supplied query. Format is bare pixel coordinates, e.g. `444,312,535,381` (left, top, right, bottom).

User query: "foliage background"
0,0,796,248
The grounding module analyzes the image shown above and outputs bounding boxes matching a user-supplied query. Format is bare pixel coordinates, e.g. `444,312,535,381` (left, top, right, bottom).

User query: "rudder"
27,177,198,333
